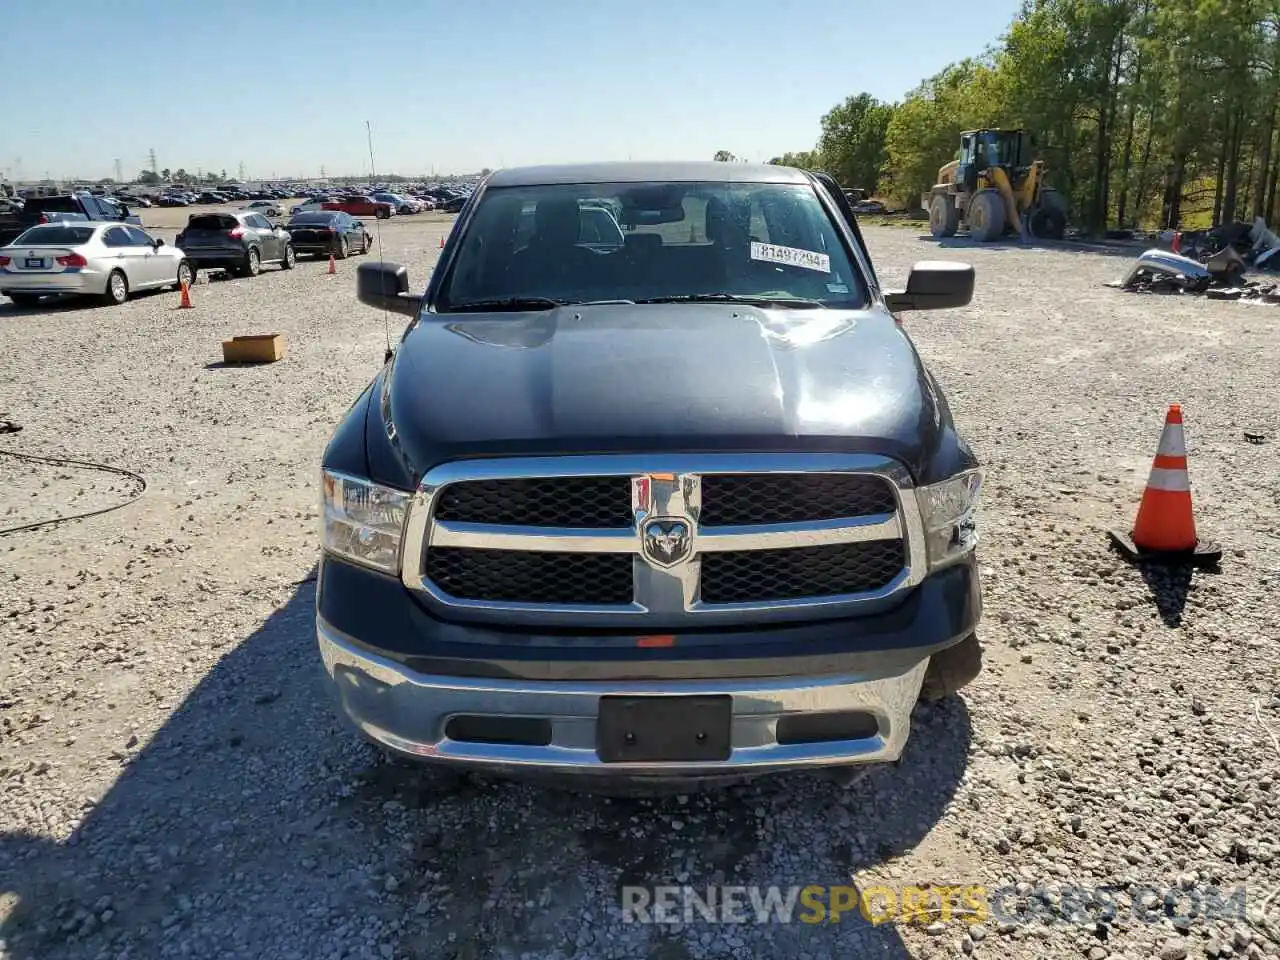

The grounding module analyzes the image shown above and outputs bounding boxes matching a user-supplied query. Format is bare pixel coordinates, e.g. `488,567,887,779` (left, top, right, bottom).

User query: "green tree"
712,150,737,162
766,150,822,168
137,170,161,185
882,59,1007,207
816,93,896,192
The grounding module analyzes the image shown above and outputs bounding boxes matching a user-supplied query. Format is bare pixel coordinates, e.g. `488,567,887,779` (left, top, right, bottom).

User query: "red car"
322,195,393,219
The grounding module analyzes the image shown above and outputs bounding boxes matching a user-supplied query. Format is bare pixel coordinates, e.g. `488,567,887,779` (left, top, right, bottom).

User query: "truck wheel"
967,190,1005,242
919,633,983,702
1030,188,1067,240
929,194,960,238
101,269,129,305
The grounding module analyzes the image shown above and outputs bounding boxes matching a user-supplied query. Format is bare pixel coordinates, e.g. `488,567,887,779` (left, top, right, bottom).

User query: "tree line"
759,0,1280,233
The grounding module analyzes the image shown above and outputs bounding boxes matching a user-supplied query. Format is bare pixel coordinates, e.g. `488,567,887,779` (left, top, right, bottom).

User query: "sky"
5,0,1025,182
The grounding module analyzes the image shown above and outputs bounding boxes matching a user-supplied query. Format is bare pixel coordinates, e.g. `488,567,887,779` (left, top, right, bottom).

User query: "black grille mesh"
700,541,905,604
425,548,633,604
434,477,632,528
699,473,898,526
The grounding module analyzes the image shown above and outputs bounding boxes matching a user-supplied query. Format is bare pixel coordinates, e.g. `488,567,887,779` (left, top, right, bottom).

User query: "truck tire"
929,194,960,238
919,633,983,702
1030,188,1067,240
967,190,1005,242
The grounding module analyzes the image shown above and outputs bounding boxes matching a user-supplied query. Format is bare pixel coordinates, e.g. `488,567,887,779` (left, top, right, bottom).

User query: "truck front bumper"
315,556,979,779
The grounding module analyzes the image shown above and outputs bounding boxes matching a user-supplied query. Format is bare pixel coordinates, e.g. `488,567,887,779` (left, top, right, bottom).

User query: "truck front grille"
403,454,923,626
425,548,634,605
699,541,906,605
699,473,899,526
434,476,632,528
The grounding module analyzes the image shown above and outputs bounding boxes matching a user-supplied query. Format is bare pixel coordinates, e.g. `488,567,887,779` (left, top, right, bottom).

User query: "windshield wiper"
635,294,826,309
445,297,577,312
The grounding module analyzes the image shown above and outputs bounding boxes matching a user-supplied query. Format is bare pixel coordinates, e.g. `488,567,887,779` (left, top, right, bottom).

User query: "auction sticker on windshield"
750,242,830,273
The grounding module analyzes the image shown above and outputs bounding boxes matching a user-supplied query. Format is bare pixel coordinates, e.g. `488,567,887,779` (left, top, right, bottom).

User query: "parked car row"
0,207,375,307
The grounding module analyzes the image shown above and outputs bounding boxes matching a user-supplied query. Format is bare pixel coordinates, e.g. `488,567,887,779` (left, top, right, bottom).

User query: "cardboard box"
221,334,284,364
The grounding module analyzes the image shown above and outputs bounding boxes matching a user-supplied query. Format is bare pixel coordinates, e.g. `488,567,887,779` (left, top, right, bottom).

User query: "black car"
318,161,983,786
175,211,296,277
283,211,372,259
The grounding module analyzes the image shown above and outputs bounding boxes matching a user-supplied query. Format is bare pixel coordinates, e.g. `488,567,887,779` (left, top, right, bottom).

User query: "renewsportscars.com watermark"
620,883,1269,927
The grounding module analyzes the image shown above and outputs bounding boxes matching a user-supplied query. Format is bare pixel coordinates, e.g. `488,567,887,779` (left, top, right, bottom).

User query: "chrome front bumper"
318,617,928,777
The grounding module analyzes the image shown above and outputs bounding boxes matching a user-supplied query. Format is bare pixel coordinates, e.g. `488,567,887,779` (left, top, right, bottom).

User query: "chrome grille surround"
400,453,927,628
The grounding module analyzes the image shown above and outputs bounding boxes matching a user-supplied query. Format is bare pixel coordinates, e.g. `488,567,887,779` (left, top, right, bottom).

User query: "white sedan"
290,199,329,216
0,222,193,307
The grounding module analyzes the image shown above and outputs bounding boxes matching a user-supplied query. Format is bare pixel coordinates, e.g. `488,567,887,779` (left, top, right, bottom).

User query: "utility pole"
238,161,245,181
114,158,123,183
148,148,157,177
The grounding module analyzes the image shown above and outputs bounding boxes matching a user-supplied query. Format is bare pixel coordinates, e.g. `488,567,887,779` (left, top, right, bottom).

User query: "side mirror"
883,260,974,312
357,261,417,316
153,237,165,249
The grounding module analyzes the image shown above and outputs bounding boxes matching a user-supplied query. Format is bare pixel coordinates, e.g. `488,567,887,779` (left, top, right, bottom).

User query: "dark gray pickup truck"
0,193,141,247
317,161,983,786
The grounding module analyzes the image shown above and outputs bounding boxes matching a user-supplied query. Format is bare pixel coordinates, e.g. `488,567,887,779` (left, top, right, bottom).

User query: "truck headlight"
322,470,411,575
917,468,982,569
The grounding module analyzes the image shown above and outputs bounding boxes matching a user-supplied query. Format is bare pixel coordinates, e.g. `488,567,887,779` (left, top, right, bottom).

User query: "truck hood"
372,304,953,485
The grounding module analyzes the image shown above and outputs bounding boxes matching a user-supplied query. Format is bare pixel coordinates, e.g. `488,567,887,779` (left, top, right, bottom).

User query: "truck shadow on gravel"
0,580,971,960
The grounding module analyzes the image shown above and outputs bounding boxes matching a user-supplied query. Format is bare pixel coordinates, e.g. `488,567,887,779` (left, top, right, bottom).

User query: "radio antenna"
366,120,393,364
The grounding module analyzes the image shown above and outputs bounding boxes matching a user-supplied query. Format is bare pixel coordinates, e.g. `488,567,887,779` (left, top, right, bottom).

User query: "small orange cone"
438,235,444,249
1171,231,1182,253
328,254,336,275
178,281,193,309
1108,404,1221,566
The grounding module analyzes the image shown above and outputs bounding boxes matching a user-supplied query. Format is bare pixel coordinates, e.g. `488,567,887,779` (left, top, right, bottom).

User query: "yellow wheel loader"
922,129,1067,242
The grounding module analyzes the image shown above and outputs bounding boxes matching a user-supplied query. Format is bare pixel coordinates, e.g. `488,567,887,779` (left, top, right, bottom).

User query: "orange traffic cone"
328,254,336,275
178,281,193,309
1108,404,1221,566
438,235,444,249
1171,231,1183,253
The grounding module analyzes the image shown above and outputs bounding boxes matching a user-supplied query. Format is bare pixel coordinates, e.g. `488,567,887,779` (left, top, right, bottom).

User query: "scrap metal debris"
1109,217,1280,302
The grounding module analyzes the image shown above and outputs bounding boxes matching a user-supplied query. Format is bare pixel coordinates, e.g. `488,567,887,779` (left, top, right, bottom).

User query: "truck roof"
484,161,811,188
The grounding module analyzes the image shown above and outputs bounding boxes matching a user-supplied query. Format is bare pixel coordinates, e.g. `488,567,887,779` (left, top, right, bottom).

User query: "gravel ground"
1,220,1278,960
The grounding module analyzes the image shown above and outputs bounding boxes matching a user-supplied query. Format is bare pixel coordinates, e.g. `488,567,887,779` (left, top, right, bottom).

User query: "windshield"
437,180,866,311
290,213,337,224
13,224,96,246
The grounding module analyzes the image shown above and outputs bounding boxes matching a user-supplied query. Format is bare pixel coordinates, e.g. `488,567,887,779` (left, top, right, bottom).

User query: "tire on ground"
919,632,983,702
967,190,1005,242
930,193,960,238
1030,188,1068,240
